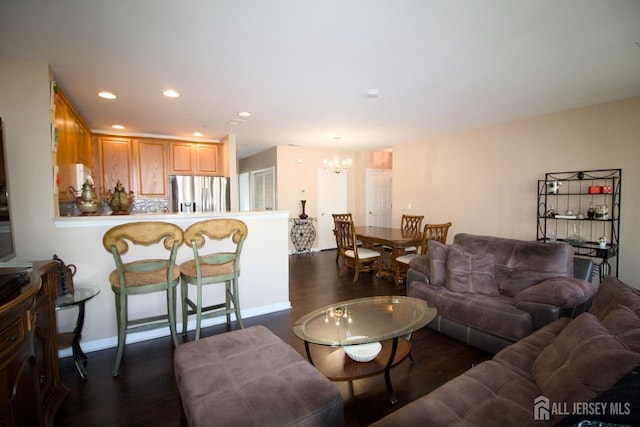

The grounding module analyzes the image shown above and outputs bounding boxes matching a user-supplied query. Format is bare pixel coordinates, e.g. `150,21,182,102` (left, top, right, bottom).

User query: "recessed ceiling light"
193,132,203,137
366,89,379,98
238,111,251,117
228,119,245,126
112,124,125,129
162,89,180,98
98,91,116,99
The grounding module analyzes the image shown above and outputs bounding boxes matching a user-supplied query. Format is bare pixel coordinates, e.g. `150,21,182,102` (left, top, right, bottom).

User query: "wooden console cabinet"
0,262,68,426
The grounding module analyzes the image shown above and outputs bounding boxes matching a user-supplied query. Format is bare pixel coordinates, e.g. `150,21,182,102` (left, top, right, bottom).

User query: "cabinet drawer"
0,314,27,359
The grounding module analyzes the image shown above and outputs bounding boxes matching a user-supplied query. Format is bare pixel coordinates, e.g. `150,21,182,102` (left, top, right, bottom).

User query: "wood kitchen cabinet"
55,90,91,167
99,136,133,196
0,262,68,427
133,139,167,198
169,142,220,175
55,88,92,201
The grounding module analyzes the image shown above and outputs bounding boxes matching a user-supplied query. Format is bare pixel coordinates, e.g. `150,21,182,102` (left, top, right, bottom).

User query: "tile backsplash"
59,198,169,216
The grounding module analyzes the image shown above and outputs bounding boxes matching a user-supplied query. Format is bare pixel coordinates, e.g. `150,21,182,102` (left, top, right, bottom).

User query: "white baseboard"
58,301,293,358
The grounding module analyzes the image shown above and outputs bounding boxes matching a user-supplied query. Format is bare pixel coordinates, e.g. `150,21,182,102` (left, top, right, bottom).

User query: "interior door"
317,168,347,250
366,168,392,227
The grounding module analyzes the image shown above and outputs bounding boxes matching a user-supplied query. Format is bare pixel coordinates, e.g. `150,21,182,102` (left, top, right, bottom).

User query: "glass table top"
293,296,437,346
55,286,100,309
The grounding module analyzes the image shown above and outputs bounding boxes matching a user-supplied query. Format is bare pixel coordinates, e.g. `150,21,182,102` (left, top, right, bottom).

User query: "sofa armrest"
406,268,428,286
407,255,430,282
515,301,561,331
514,277,598,308
573,257,593,281
515,277,598,330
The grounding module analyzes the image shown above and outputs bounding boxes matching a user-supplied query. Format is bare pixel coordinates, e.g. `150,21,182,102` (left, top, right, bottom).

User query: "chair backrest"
332,213,353,234
183,218,248,273
332,213,353,223
401,214,424,233
102,221,184,282
103,221,184,256
419,222,452,254
334,219,357,253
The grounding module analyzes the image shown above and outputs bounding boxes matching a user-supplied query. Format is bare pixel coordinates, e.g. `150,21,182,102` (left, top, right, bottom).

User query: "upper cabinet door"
100,137,132,194
195,144,219,175
135,139,167,197
169,142,195,174
169,142,219,175
55,90,92,168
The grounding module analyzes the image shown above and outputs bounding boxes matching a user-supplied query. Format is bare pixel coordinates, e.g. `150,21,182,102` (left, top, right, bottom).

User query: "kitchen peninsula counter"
55,210,273,227
52,210,290,358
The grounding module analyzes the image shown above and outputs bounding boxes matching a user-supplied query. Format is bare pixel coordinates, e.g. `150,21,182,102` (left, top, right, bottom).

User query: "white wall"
1,57,290,354
392,97,640,285
54,211,290,354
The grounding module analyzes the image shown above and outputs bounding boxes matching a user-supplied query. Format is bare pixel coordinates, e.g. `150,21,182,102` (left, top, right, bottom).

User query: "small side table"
55,286,100,379
290,217,316,254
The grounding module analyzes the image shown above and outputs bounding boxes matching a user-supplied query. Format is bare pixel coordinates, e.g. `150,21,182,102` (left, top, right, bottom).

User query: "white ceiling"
2,1,640,159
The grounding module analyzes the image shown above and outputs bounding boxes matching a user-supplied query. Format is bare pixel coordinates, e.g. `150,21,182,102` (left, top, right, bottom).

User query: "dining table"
355,226,422,280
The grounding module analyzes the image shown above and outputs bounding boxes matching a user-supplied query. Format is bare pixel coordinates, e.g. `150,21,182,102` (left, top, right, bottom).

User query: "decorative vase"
109,180,134,215
299,200,308,219
74,179,101,215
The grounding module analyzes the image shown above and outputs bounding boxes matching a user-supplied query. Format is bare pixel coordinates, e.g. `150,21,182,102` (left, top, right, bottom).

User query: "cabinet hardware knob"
5,335,17,342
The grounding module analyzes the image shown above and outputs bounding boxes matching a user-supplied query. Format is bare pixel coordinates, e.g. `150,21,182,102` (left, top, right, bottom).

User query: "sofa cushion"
409,281,533,341
427,240,449,286
453,234,574,297
589,276,640,320
532,312,640,421
445,244,498,296
494,317,571,380
601,305,640,353
514,277,595,308
371,360,543,427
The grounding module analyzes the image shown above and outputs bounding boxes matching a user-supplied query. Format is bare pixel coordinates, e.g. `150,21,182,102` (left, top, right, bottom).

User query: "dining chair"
103,221,183,376
179,218,248,340
400,214,424,253
332,213,353,263
395,221,452,285
335,219,382,283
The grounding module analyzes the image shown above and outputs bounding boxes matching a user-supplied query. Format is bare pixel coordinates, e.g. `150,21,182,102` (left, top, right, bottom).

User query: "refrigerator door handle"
180,202,195,212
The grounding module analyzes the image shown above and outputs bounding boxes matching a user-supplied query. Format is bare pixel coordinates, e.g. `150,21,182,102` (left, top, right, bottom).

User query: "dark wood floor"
55,249,490,426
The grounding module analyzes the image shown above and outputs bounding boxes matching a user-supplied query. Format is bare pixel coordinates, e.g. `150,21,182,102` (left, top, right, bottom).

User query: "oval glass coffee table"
293,296,437,404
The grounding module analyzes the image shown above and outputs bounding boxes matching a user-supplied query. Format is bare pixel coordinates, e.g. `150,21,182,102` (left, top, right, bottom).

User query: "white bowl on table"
343,341,382,363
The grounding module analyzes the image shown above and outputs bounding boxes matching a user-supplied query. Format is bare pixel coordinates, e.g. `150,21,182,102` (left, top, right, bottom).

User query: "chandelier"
323,137,352,174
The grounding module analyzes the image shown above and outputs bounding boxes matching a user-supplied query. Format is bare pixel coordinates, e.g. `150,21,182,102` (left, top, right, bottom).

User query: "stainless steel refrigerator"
169,175,230,213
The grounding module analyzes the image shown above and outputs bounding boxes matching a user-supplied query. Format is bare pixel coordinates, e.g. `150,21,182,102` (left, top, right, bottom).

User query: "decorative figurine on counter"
109,180,134,215
73,178,101,215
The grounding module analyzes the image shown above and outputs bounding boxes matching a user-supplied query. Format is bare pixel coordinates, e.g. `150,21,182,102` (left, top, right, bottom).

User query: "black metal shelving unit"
537,169,621,281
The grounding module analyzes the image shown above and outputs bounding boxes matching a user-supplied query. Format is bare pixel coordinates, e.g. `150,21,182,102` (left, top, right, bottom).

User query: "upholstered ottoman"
174,325,344,426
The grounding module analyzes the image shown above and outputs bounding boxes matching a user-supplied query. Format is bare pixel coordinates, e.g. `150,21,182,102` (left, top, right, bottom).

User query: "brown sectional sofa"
373,275,640,426
407,233,596,354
